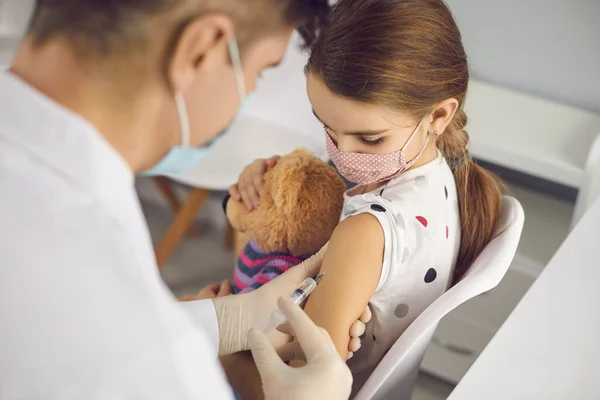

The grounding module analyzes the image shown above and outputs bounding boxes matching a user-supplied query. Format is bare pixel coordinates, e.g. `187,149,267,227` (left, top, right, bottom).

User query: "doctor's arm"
301,213,384,359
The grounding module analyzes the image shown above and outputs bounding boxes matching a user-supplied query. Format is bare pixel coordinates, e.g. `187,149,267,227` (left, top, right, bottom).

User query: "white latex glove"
213,246,328,356
276,304,371,360
249,297,353,400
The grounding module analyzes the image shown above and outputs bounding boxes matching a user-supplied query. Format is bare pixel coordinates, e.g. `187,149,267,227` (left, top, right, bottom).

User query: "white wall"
0,0,34,67
0,0,34,36
448,0,600,113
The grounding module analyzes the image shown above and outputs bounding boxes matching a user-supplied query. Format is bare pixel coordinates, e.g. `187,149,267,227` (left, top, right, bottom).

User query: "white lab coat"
0,71,234,399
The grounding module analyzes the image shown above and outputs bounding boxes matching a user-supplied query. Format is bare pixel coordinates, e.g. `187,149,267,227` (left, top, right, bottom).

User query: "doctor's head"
14,0,328,171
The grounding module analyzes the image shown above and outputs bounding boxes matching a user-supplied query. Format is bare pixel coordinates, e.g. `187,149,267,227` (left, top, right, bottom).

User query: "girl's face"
307,74,437,166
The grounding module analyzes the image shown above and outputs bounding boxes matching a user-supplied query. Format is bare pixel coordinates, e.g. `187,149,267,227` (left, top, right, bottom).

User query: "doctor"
0,1,366,399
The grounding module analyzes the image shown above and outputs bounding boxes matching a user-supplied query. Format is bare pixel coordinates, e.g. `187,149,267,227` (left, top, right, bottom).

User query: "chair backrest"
354,196,525,400
572,133,600,229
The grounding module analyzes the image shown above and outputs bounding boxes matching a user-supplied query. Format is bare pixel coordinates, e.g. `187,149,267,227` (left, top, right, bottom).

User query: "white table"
171,114,326,191
448,197,600,400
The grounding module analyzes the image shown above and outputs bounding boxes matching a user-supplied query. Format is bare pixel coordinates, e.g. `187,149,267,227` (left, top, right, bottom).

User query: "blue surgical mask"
143,37,248,176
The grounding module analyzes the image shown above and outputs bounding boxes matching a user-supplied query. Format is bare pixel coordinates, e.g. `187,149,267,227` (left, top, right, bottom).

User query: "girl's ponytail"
439,110,503,283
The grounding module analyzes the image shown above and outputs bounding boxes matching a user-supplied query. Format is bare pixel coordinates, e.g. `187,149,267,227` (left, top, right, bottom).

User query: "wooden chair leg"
154,177,200,237
155,188,211,268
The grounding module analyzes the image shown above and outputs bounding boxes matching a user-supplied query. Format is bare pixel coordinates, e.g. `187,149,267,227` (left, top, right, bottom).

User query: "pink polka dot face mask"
326,119,433,185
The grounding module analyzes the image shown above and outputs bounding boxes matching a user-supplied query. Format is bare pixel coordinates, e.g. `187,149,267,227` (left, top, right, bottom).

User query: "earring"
434,130,439,139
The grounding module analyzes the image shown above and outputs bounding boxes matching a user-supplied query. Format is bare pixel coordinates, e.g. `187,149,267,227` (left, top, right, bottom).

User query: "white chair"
354,196,525,400
571,133,600,229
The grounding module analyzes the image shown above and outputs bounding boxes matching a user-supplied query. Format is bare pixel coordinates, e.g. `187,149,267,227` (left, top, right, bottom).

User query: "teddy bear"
179,148,346,300
223,148,346,294
224,148,346,294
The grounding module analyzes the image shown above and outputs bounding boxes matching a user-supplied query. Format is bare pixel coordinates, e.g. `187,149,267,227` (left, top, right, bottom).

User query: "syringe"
263,277,319,333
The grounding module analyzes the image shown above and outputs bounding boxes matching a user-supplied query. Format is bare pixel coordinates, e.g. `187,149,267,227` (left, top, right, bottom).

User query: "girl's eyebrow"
312,109,389,136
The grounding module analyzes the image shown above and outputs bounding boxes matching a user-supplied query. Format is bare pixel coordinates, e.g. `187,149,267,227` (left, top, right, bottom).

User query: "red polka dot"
416,216,428,227
446,226,449,239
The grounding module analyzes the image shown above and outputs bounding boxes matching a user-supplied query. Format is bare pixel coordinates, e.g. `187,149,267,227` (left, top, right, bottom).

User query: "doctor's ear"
167,14,234,93
429,97,459,136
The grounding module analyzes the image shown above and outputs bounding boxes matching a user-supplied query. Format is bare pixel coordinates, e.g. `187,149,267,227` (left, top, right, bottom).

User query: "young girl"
230,0,502,394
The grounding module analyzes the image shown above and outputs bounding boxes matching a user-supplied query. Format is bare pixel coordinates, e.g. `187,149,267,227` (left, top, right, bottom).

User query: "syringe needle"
262,277,318,333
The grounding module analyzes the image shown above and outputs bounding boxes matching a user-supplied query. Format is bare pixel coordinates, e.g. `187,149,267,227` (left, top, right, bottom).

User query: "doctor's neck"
11,37,172,172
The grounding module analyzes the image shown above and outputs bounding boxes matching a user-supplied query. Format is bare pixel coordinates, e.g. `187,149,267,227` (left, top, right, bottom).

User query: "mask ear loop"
175,93,191,147
401,119,426,164
408,132,433,165
227,37,247,101
403,121,434,168
400,119,425,152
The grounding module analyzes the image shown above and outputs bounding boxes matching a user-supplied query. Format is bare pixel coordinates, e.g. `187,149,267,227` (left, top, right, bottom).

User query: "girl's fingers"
239,185,254,211
246,186,261,210
266,155,280,169
229,184,242,202
252,176,264,204
349,319,366,338
359,305,372,324
348,337,361,353
219,280,232,297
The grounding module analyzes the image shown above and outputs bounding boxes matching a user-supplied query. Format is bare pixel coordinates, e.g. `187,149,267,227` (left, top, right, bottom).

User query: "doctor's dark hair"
306,0,503,285
27,0,329,56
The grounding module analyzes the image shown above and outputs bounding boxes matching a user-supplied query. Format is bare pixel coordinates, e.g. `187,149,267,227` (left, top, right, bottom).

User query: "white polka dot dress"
343,151,461,390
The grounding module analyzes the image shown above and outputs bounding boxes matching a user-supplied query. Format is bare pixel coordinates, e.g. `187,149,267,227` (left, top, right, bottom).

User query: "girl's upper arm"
302,212,385,359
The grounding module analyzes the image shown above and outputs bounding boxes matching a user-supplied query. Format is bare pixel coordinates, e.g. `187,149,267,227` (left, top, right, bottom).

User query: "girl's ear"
430,97,459,136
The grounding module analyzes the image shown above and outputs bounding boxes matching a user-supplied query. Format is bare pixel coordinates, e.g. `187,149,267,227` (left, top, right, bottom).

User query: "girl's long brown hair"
307,0,502,283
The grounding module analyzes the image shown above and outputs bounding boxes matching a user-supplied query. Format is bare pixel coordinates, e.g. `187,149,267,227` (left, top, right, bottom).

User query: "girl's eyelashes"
322,124,384,147
359,136,384,146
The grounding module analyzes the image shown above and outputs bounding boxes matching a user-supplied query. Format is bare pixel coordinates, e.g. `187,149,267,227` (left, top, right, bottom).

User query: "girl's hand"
180,280,232,301
229,155,280,210
198,280,232,298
